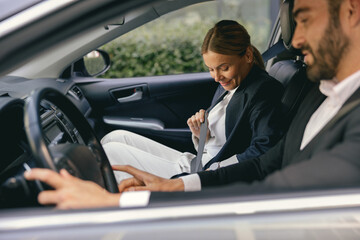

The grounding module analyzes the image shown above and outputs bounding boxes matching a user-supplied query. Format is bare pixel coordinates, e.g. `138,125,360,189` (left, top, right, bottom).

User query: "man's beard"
304,18,349,82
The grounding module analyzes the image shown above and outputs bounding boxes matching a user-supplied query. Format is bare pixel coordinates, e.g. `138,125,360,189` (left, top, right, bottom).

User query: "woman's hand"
113,165,184,192
187,109,206,138
24,168,120,209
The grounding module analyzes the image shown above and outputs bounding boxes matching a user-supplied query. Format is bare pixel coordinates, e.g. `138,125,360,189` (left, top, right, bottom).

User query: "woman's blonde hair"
201,20,264,69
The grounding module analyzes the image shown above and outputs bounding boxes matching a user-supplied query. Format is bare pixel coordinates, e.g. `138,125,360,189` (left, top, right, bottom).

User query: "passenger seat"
269,60,313,130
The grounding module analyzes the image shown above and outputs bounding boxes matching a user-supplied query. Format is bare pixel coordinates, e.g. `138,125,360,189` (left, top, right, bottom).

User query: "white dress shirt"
301,70,360,149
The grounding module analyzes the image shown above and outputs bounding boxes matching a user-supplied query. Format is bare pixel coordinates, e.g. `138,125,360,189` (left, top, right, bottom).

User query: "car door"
76,72,217,153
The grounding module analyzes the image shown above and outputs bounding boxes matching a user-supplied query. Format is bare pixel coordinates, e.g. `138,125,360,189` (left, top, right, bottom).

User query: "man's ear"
348,0,360,27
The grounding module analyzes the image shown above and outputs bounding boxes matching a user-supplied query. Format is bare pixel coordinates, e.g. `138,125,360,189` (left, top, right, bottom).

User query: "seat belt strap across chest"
190,90,228,173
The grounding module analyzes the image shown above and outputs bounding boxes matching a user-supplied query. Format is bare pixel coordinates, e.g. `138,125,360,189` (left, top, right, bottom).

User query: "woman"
101,20,284,183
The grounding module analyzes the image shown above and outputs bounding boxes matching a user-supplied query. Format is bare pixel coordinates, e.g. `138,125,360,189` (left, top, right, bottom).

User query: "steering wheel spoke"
24,88,119,193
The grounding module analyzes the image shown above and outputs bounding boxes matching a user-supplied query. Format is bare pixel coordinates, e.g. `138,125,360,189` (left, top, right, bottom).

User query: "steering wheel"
24,87,119,193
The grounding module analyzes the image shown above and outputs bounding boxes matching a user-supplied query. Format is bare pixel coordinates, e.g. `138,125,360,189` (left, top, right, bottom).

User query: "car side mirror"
83,49,111,77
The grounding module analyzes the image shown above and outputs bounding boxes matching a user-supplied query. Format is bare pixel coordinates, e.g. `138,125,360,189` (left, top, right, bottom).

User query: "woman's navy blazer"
203,64,284,169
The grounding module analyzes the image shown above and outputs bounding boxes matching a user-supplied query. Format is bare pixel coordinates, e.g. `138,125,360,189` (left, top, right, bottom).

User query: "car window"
100,0,279,78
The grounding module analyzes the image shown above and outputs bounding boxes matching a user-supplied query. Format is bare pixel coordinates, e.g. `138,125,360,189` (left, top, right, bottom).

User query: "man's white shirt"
300,70,360,149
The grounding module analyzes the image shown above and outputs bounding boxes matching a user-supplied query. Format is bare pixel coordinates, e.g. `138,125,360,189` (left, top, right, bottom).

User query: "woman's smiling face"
202,50,252,91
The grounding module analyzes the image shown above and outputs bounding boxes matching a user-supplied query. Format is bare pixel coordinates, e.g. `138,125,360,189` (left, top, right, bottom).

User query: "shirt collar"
319,78,337,98
229,86,238,95
319,70,360,106
226,86,238,99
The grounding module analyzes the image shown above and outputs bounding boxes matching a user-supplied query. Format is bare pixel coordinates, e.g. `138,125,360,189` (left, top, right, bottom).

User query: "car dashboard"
0,76,91,208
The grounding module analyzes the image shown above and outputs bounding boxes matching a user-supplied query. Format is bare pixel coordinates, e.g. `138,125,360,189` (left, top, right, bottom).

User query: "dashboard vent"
68,86,83,100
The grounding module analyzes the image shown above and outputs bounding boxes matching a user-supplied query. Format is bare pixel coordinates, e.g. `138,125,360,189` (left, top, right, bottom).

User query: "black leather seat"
269,60,313,130
266,0,312,130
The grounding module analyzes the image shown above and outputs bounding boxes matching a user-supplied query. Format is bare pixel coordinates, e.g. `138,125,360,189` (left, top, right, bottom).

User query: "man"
25,0,360,209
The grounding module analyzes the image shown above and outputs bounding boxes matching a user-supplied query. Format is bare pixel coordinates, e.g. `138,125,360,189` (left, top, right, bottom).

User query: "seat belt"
262,39,287,62
190,90,228,173
189,40,287,173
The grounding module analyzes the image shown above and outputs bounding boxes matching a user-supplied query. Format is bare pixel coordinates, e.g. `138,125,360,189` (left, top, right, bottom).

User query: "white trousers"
101,130,195,183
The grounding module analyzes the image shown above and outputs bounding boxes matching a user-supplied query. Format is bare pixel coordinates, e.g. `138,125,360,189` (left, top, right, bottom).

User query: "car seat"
267,0,313,130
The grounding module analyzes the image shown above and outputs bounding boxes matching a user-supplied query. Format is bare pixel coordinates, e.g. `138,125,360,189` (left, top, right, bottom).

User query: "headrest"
280,0,302,55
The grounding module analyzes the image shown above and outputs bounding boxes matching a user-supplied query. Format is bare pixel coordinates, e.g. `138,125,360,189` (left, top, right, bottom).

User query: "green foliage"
100,1,272,78
101,19,213,78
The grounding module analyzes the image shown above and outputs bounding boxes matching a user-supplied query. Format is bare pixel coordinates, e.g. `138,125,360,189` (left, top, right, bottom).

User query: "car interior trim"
1,190,360,231
0,0,74,37
103,116,165,130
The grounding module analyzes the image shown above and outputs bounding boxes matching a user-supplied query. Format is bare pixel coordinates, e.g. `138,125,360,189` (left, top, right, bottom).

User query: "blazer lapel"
208,82,248,165
225,86,246,136
282,85,326,166
211,85,226,105
288,86,360,165
225,66,260,133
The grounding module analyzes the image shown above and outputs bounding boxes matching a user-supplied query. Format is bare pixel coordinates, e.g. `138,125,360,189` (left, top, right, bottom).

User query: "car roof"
0,0,209,79
0,0,42,21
